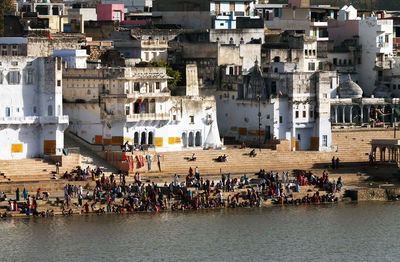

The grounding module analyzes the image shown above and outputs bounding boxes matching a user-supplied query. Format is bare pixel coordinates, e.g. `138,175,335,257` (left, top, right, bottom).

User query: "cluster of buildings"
0,0,399,159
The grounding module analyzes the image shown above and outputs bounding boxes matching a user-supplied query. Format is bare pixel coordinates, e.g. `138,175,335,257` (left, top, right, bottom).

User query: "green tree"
149,61,182,91
0,0,16,36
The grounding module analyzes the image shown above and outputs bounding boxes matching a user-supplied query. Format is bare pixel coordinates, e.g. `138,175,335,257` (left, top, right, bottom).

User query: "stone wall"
332,128,395,163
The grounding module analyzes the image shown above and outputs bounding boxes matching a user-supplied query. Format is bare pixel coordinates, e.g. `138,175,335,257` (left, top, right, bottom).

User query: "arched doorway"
182,132,187,147
141,132,146,145
134,132,139,144
195,131,201,146
188,132,194,147
148,131,154,145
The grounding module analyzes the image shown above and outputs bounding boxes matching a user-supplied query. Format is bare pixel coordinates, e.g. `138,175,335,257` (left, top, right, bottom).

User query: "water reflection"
0,203,399,261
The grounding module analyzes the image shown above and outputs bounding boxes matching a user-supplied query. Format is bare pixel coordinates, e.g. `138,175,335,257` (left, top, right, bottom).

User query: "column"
349,106,353,123
392,107,395,124
367,106,371,123
382,106,386,123
360,105,364,123
334,106,338,123
342,106,346,123
380,147,383,162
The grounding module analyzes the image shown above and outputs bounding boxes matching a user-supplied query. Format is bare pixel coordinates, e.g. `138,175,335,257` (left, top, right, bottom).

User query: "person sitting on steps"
249,149,257,157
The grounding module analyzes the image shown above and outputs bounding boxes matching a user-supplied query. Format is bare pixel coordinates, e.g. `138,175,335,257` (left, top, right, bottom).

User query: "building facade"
63,66,222,151
0,56,68,159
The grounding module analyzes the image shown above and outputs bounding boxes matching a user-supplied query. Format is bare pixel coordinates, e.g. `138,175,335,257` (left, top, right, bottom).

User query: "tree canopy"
148,61,182,91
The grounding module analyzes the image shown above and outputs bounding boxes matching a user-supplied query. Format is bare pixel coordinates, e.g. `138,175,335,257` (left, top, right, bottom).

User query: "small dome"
337,75,363,98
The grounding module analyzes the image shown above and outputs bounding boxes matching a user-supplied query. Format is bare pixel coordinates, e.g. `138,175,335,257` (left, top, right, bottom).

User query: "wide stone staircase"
0,159,58,182
64,131,118,174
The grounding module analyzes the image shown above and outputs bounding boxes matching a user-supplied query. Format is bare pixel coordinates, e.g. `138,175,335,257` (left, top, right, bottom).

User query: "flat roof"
0,37,28,44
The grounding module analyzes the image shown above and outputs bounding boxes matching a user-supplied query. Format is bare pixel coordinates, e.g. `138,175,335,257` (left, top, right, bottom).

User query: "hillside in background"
269,0,400,10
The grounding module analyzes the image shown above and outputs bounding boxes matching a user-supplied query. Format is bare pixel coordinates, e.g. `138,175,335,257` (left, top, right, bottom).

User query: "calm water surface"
1,202,400,262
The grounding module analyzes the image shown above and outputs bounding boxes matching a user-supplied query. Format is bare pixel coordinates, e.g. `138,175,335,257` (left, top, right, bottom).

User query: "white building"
216,61,334,151
210,0,260,29
53,49,88,69
358,17,394,96
63,66,222,151
0,56,68,159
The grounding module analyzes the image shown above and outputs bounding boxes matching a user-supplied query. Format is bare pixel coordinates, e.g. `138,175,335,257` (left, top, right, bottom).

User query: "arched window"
48,105,53,116
134,132,139,144
182,132,187,147
134,100,140,114
195,131,201,146
188,132,194,147
140,99,148,113
149,99,155,113
148,131,154,145
141,132,146,145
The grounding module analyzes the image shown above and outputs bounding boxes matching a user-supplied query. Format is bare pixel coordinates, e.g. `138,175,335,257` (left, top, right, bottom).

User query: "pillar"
367,106,371,123
342,106,346,123
382,106,386,123
392,107,395,124
380,147,383,162
349,106,353,123
334,106,338,123
360,105,364,123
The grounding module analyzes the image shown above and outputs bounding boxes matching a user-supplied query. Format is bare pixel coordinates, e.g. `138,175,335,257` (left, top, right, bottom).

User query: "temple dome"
337,75,363,98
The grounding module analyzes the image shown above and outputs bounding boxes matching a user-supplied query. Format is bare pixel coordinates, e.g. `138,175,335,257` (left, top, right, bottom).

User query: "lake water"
1,202,399,262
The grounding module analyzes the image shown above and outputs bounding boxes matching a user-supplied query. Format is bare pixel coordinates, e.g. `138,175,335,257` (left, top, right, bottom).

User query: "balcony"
40,115,69,124
126,113,170,122
141,40,168,49
375,61,393,70
0,115,69,125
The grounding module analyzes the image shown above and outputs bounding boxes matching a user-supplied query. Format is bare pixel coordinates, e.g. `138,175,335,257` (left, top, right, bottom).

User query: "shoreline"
1,165,399,219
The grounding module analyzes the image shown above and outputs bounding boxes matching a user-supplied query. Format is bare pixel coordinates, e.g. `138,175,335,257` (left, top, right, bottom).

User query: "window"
57,80,61,87
125,105,130,115
26,70,33,84
318,62,323,70
323,93,328,98
349,59,352,65
173,115,177,121
297,134,301,140
134,82,140,92
279,116,282,124
11,61,18,66
305,50,308,56
322,135,328,147
267,114,270,119
1,50,7,56
5,107,10,117
308,63,315,71
229,67,234,75
313,50,316,56
87,89,91,95
310,110,314,118
343,59,347,65
12,50,17,56
8,71,20,84
156,82,160,89
48,105,53,116
302,111,306,118
333,58,337,65
295,111,299,118
190,115,194,123
33,106,37,114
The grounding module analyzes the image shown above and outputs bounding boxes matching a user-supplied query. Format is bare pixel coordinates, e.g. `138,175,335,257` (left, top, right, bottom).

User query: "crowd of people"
0,164,345,217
